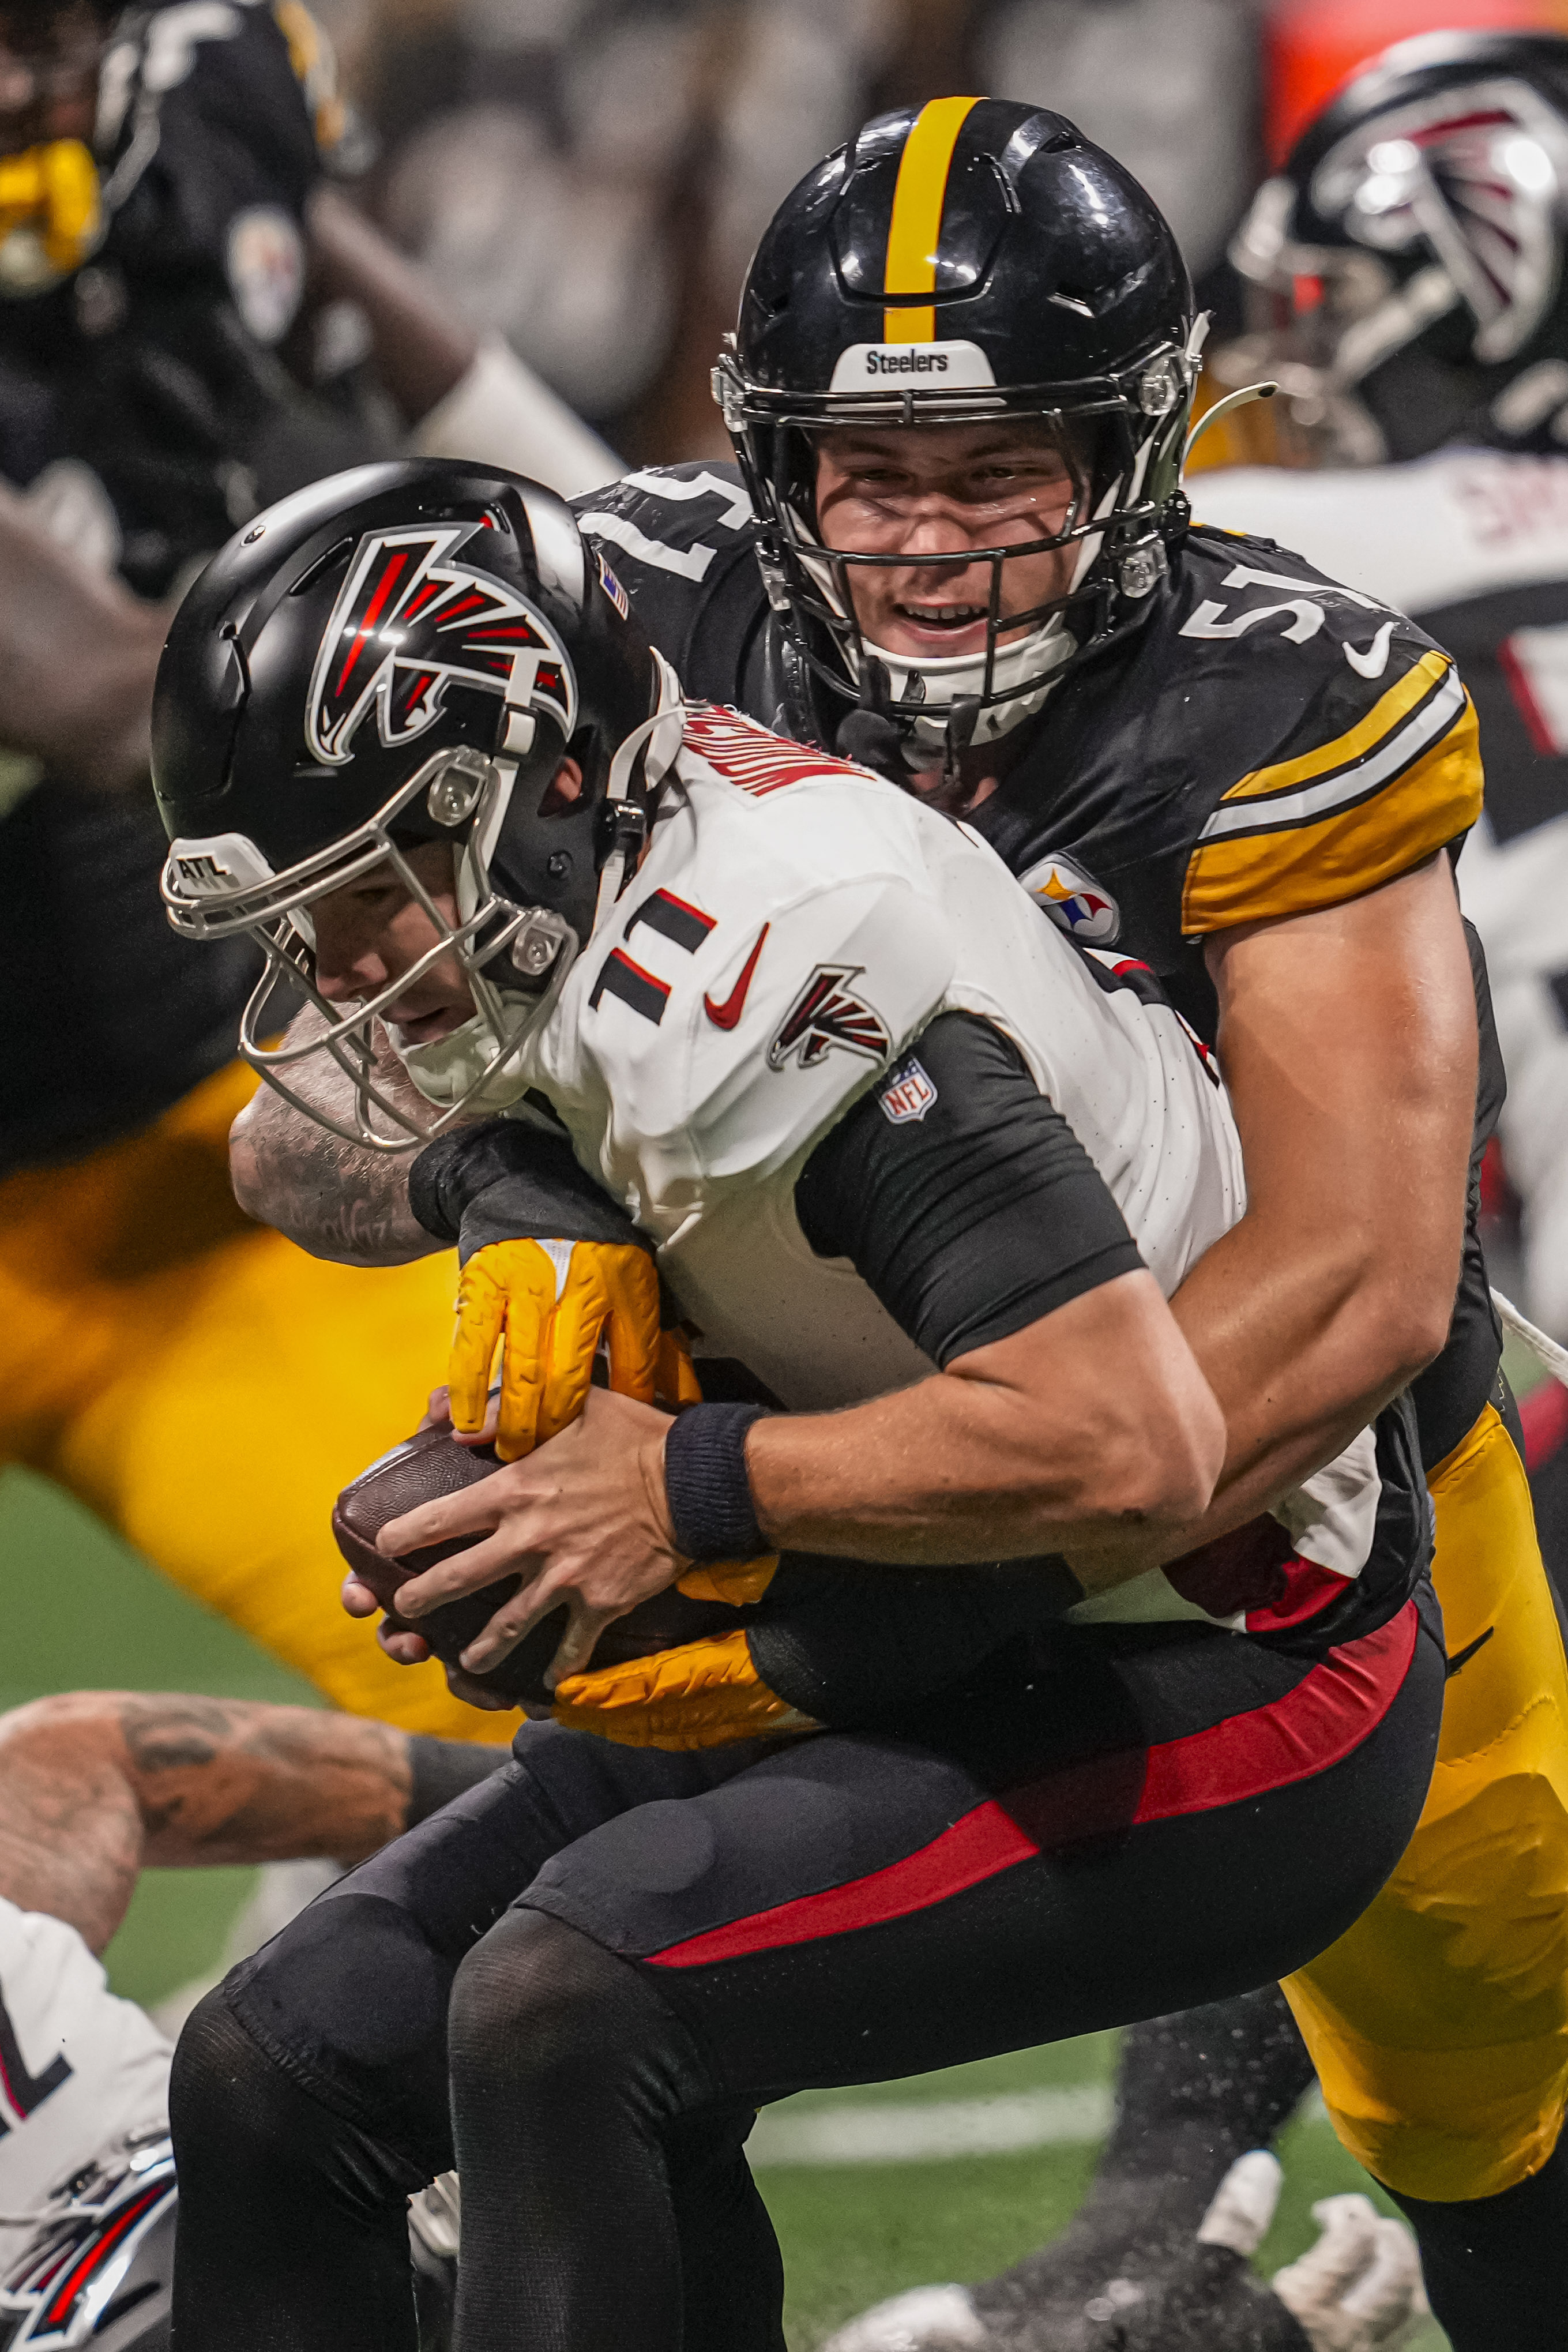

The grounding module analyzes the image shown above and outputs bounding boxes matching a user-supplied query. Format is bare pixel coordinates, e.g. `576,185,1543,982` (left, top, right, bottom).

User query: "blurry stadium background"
20,0,1568,2338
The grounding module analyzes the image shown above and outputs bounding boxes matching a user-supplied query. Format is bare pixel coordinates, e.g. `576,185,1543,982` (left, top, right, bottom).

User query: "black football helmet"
1228,32,1568,464
154,459,682,1148
713,96,1199,758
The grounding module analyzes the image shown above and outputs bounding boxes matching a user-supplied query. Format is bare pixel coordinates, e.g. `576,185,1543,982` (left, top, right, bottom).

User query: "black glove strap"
664,1403,772,1562
409,1118,649,1260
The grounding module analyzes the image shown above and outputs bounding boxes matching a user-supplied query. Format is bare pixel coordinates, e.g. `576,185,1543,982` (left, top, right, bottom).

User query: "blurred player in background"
0,0,615,1737
0,1689,502,2348
1202,28,1568,1568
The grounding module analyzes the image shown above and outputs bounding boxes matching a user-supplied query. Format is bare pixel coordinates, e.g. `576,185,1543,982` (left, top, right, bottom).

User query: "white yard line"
749,2086,1114,2167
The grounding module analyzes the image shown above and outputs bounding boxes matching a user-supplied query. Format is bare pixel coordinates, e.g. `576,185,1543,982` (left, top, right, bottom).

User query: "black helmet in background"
1229,31,1568,465
713,96,1198,760
153,459,682,1148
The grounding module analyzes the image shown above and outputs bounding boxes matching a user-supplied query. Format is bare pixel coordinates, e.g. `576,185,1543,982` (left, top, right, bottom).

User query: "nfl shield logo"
879,1057,938,1125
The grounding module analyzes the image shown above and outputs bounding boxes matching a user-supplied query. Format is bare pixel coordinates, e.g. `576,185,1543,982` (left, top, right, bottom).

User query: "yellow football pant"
0,1061,510,1745
1284,1404,1568,2200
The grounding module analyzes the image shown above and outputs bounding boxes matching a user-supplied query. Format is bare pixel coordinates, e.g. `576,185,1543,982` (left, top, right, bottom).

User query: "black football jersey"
0,0,390,1179
576,462,1496,1469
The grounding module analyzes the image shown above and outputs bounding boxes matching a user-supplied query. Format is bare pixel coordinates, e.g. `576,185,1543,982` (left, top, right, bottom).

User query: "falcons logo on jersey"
768,964,890,1071
306,526,577,765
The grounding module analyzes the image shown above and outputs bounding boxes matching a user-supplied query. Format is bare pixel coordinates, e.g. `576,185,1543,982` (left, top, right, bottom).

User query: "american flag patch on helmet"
597,552,630,618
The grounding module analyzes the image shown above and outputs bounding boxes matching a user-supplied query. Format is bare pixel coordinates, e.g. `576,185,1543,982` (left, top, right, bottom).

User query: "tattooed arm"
0,1695,415,1953
229,1005,452,1265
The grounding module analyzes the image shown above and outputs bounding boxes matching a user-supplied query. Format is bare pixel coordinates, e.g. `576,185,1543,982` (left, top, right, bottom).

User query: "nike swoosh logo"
1344,619,1395,680
704,924,769,1030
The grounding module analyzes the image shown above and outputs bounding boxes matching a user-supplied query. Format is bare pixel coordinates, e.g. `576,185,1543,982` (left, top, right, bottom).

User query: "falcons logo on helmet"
1316,77,1568,362
768,964,891,1071
306,525,578,766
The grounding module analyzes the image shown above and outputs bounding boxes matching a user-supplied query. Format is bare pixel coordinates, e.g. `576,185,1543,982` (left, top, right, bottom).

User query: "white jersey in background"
1197,453,1568,1335
0,1898,170,2271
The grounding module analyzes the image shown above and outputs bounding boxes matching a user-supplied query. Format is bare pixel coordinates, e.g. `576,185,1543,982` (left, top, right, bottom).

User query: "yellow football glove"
551,1624,818,1750
655,1322,704,1413
450,1238,663,1462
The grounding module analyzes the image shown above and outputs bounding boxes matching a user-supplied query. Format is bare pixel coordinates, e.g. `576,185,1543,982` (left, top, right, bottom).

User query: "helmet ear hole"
536,756,585,819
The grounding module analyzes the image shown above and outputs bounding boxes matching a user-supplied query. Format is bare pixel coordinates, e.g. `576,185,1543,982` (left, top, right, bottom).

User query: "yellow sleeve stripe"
1198,656,1464,845
1182,683,1482,935
882,96,983,344
1206,647,1454,813
273,0,345,152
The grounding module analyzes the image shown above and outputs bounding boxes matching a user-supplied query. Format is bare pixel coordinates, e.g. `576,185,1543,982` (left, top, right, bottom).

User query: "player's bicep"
794,1011,1142,1365
1202,857,1476,1320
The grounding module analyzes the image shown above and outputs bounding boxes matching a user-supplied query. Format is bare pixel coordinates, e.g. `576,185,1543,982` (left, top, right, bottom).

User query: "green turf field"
3,1461,1450,2346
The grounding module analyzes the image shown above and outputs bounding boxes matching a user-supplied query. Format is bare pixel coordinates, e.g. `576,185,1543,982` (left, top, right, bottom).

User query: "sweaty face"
812,422,1082,663
0,0,104,155
312,841,477,1047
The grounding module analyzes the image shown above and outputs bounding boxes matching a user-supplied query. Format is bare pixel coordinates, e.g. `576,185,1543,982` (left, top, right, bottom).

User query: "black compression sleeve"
404,1734,510,1829
795,1013,1143,1366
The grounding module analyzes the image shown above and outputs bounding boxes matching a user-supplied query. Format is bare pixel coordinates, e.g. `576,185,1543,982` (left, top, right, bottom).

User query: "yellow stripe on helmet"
882,95,983,344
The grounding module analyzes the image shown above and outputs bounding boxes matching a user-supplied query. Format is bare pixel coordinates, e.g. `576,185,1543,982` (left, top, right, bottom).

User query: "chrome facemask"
716,337,1196,757
160,743,576,1152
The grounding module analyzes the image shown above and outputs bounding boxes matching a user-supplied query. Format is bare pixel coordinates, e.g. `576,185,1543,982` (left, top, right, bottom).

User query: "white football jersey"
0,1899,171,2271
502,705,1385,1625
1197,452,1568,1337
1194,449,1568,621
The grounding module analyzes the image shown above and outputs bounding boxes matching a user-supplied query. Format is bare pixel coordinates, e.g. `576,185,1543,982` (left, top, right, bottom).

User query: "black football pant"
168,1607,1442,2352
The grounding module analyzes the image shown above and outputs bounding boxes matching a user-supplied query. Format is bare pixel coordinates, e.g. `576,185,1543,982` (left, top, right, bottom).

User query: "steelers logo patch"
225,205,305,345
1017,852,1120,945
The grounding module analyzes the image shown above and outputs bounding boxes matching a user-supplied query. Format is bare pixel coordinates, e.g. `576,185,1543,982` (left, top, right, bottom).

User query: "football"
332,1423,744,1704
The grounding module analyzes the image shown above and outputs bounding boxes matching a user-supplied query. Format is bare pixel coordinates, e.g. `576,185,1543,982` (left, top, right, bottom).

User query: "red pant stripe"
647,1605,1417,1971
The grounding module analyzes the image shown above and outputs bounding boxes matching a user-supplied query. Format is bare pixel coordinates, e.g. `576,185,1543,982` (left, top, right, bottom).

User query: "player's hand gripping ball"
449,1237,672,1461
333,1425,797,1732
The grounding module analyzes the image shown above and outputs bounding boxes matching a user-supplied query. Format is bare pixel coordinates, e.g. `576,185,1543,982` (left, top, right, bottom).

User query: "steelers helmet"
154,459,682,1149
713,97,1198,755
1229,32,1568,464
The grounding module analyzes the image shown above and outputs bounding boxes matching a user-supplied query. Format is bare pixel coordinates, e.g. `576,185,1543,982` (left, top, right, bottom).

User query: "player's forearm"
0,489,168,795
744,1271,1225,1575
1160,1222,1419,1539
0,1697,143,1952
121,1697,411,1869
0,1694,413,1951
229,1008,445,1263
304,182,476,426
1149,858,1477,1547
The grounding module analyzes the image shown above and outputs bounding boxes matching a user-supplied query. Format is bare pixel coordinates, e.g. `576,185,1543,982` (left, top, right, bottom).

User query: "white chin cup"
859,617,1076,750
390,1007,532,1113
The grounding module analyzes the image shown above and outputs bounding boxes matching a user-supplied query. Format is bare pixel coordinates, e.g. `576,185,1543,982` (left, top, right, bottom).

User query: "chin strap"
833,657,924,783
592,659,687,933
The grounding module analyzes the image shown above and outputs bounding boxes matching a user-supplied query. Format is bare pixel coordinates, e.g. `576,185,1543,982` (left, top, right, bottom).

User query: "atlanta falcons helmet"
713,96,1198,757
154,460,682,1148
0,2129,175,2350
1229,32,1568,464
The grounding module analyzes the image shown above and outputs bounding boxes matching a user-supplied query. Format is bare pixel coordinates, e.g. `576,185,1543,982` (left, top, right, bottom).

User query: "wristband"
663,1403,771,1562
